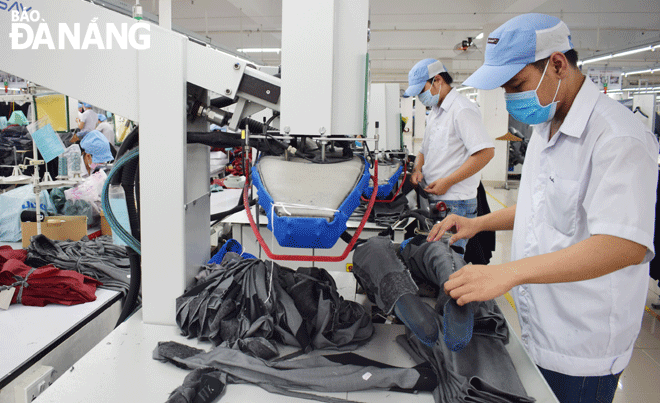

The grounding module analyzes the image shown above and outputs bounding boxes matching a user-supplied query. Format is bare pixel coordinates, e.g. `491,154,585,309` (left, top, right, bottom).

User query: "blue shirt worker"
427,14,659,403
403,58,494,253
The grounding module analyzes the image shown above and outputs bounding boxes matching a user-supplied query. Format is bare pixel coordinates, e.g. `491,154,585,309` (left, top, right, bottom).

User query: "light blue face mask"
418,79,440,107
504,60,561,125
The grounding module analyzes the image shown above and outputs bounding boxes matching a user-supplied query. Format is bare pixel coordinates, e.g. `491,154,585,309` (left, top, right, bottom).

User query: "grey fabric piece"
352,236,418,314
25,234,132,296
176,255,373,357
397,330,534,403
154,342,428,403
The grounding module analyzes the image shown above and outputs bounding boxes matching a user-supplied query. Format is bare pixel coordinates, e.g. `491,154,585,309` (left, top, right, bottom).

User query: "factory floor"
485,183,660,403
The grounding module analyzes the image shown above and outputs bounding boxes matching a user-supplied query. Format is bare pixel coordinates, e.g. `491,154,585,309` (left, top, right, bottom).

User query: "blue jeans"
439,198,478,254
538,366,622,403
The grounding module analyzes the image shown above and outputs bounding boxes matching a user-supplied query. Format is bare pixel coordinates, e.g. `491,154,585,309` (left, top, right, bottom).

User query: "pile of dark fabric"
25,234,132,296
0,245,101,306
176,253,373,359
0,125,32,178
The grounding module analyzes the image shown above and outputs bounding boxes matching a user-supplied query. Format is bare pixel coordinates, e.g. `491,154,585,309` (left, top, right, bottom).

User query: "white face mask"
418,78,440,107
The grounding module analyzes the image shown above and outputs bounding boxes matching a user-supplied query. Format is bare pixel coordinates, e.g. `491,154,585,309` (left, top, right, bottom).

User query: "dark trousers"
538,366,622,403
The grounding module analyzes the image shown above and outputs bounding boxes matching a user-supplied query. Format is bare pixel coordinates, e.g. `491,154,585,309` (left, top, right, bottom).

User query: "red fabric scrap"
0,246,102,307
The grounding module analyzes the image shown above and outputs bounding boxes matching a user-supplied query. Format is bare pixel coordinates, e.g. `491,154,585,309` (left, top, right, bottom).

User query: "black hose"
114,128,141,327
237,117,277,134
398,209,432,232
115,247,141,327
210,96,236,109
112,125,139,186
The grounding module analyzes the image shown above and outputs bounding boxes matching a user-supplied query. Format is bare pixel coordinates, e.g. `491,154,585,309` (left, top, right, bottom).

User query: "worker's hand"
411,171,423,186
424,178,451,196
444,264,517,306
427,214,479,243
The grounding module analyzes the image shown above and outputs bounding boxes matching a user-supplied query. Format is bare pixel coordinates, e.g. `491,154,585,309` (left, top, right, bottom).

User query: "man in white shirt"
427,14,658,403
96,113,115,145
76,103,98,132
402,59,494,253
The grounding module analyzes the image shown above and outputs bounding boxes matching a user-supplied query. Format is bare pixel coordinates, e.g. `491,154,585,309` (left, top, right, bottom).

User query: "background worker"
80,130,114,175
96,113,115,145
428,14,658,403
402,58,494,253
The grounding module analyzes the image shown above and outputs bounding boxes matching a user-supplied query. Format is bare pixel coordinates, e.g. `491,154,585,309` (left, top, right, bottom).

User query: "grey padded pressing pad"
257,156,365,220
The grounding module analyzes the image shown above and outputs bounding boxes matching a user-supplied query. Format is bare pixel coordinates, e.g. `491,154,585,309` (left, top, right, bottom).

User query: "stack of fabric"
25,234,131,296
0,245,101,306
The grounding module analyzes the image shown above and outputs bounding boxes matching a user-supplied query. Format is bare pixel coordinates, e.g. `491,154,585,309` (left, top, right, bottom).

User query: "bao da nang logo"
9,10,151,50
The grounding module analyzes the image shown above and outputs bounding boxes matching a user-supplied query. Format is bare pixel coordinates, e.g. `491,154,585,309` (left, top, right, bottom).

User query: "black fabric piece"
175,255,373,357
464,182,496,265
164,367,226,403
154,341,206,369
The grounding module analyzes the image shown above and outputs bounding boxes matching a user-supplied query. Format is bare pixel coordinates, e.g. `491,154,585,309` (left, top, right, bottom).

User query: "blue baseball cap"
463,14,573,90
80,130,113,163
402,58,448,98
98,113,107,122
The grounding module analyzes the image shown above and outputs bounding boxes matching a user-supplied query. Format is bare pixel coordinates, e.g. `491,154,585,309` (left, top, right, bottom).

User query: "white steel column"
332,0,369,137
138,28,187,325
280,0,335,135
159,0,172,30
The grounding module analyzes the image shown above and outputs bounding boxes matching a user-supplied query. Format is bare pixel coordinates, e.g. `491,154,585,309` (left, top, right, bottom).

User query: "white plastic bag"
0,184,57,241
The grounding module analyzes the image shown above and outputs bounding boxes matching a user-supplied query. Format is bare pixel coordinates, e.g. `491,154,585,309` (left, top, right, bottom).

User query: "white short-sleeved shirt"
96,122,115,144
421,89,494,200
80,109,98,132
511,78,659,376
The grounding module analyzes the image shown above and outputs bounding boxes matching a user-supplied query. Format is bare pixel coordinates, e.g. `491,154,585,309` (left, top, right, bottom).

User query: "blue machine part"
251,156,371,249
363,162,403,199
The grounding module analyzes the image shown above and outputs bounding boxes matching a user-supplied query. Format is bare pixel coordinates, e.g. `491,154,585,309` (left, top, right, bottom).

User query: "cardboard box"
21,216,88,248
100,211,112,236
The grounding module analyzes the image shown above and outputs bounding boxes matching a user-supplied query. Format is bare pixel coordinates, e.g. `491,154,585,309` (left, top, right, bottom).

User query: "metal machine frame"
1,0,369,325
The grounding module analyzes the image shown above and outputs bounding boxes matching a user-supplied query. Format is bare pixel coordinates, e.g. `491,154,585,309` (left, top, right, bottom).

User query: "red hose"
243,159,379,262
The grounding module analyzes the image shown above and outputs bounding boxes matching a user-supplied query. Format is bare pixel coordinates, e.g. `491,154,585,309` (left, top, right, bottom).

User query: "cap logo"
487,37,499,44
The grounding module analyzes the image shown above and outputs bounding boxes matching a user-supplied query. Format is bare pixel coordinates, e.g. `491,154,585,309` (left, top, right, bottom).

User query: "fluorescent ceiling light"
624,69,652,76
475,32,484,40
456,86,474,92
615,45,653,57
579,54,613,65
236,48,281,53
579,43,660,66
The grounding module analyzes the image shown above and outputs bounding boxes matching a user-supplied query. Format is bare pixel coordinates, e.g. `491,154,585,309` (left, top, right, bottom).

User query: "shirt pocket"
544,176,580,236
427,124,449,154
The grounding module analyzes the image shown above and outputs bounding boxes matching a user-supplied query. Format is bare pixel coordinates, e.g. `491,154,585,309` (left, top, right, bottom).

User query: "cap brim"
463,63,527,90
402,81,426,98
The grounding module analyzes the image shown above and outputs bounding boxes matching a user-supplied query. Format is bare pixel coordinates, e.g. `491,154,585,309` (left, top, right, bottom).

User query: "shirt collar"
558,77,599,139
440,88,458,111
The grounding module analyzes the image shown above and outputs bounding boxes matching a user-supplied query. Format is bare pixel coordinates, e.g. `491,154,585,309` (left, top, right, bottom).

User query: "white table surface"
34,272,558,403
0,288,121,385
